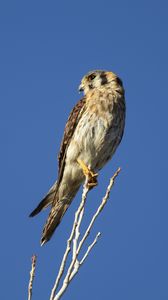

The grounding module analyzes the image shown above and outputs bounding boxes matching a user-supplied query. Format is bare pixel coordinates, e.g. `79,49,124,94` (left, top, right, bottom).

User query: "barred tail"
40,200,69,245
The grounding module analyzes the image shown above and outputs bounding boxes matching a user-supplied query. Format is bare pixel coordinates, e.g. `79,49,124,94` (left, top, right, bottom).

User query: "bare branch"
28,255,37,300
50,178,89,300
76,167,121,256
79,232,101,265
50,167,121,300
72,204,84,260
68,167,121,283
69,232,101,282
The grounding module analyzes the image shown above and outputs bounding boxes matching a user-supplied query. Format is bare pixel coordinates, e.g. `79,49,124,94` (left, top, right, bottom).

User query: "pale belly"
66,110,123,172
58,96,125,201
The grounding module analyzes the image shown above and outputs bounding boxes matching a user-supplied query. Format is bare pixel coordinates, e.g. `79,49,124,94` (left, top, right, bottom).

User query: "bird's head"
78,70,124,95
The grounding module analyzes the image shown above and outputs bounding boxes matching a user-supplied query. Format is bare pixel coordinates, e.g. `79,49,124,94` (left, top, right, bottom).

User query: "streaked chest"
73,89,125,150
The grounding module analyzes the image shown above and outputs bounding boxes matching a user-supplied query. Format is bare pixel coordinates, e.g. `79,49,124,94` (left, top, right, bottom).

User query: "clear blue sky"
1,1,168,299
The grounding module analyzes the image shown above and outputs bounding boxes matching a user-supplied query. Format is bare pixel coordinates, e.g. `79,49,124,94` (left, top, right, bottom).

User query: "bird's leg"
77,158,98,189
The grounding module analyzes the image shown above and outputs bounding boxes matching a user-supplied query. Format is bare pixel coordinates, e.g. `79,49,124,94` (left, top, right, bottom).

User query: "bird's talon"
77,158,98,189
90,172,98,178
87,176,98,189
87,181,98,187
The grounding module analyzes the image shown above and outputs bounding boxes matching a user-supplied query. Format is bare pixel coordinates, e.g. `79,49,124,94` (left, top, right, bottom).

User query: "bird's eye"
89,74,96,81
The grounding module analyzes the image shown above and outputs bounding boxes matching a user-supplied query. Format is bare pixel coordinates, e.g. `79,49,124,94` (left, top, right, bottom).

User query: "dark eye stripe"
100,73,108,85
89,84,93,89
116,77,123,86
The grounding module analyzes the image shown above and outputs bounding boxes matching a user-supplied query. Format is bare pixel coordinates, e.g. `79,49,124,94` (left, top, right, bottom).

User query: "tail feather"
40,201,69,245
29,181,57,217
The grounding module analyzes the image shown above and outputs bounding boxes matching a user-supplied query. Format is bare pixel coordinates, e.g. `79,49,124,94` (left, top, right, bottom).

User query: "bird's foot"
77,159,98,189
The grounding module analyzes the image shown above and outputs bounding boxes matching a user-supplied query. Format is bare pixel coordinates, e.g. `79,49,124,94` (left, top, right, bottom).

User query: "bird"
29,70,126,245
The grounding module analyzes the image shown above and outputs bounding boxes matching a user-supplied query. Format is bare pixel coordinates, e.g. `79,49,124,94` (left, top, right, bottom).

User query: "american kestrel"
30,70,126,245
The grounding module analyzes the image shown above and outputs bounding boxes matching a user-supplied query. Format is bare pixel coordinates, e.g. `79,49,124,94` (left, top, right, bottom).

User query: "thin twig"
72,205,84,260
50,178,89,300
76,167,121,255
68,167,121,283
80,232,101,265
28,255,37,300
69,232,101,282
51,167,121,300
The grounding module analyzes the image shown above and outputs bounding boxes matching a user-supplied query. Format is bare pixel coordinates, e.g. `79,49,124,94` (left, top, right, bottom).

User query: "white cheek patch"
93,77,102,89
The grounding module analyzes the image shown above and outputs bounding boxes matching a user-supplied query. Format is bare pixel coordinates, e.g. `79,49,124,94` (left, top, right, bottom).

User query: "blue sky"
1,1,168,299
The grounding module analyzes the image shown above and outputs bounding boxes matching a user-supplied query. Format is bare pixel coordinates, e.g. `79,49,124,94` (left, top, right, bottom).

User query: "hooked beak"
78,83,84,93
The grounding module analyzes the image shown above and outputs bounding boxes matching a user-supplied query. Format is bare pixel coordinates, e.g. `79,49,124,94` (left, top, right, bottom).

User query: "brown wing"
57,97,86,188
40,97,87,245
29,97,86,220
